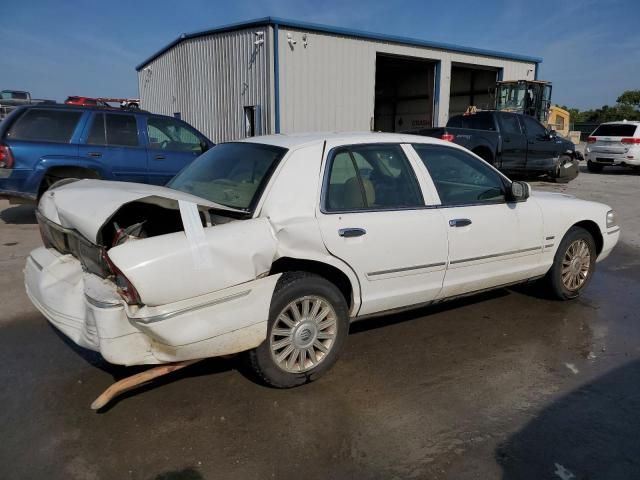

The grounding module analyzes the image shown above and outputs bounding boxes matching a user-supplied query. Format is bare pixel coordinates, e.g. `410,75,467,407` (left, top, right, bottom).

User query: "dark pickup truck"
413,111,581,182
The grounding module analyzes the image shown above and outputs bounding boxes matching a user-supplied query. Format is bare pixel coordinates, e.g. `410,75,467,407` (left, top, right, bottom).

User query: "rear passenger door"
79,112,147,183
144,116,208,185
316,142,449,316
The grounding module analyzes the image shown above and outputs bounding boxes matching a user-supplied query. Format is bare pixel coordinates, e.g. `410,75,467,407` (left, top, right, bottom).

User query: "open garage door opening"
374,54,436,133
449,64,500,118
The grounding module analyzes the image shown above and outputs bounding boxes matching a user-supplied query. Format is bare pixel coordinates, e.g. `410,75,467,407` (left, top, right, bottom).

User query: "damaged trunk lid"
38,179,245,244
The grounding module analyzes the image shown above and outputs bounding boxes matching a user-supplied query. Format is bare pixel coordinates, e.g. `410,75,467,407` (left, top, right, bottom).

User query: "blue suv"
0,105,214,202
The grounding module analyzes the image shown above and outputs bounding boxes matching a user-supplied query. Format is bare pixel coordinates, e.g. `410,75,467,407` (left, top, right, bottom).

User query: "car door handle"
528,140,535,145
87,152,102,158
338,228,366,238
503,138,511,143
449,218,472,227
154,154,166,160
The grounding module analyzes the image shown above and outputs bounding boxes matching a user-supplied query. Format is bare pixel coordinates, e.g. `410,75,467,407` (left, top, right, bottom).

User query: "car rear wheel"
545,226,596,300
248,272,349,388
587,160,604,173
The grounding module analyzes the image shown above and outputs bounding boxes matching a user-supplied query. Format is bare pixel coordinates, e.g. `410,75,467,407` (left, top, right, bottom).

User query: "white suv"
585,121,640,172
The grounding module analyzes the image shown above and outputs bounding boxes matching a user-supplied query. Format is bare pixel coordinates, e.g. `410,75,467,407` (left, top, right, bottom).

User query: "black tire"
545,226,597,300
587,160,604,173
552,154,578,183
248,272,349,388
37,170,99,201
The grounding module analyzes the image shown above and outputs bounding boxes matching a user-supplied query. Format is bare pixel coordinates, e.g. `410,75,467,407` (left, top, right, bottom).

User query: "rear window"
591,124,637,137
6,109,82,143
447,113,496,131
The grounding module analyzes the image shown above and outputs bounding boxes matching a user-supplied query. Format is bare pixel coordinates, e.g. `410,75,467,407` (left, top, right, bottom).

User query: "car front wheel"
248,272,349,388
545,226,597,300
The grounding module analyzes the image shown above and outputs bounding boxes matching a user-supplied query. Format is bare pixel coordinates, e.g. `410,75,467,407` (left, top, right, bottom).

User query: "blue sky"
1,0,638,110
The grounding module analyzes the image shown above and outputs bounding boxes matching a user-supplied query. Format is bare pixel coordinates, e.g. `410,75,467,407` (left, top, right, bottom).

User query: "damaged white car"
25,133,619,399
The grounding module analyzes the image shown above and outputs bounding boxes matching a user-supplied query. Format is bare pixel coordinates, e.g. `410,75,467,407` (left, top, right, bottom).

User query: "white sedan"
26,132,620,388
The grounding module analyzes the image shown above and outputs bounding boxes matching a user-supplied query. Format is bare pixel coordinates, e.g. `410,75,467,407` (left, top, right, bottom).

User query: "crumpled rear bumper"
24,247,280,366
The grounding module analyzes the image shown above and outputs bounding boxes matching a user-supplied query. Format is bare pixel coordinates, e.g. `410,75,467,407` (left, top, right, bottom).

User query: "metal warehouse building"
136,17,542,143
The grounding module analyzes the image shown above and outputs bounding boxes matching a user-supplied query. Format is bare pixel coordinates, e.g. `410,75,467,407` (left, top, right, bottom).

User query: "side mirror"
547,129,557,139
199,141,210,154
511,181,530,202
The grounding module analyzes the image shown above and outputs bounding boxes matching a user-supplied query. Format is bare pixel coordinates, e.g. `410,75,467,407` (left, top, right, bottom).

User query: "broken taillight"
102,250,142,305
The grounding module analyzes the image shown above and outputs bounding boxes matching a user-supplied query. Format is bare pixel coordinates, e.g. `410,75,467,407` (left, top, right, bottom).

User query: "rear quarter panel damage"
108,217,278,307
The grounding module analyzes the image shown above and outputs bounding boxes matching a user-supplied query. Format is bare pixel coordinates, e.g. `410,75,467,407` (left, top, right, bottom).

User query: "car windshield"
168,142,287,211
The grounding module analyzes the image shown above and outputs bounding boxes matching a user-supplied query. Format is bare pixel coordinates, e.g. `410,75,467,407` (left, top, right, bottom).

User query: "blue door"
143,115,208,185
78,112,148,183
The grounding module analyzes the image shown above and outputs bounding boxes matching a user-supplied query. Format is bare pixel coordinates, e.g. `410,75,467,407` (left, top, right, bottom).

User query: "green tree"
616,90,640,109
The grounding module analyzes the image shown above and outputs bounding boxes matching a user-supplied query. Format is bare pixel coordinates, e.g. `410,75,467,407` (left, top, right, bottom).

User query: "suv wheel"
545,226,596,300
248,272,349,388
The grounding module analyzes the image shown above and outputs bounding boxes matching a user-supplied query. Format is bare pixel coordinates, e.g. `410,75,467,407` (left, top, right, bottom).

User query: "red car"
64,96,110,107
65,96,140,109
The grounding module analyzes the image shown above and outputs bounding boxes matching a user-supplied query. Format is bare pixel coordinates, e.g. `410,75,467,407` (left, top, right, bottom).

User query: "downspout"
433,61,441,127
534,62,540,80
273,23,281,133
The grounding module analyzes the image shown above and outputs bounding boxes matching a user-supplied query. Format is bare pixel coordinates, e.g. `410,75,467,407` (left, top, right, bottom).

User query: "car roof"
240,131,460,150
599,121,640,126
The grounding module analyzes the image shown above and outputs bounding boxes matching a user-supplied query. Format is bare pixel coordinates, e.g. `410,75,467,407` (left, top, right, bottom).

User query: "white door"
316,143,448,316
410,143,544,298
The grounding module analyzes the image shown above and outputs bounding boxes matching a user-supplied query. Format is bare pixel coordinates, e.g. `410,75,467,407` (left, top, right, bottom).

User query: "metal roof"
135,16,543,71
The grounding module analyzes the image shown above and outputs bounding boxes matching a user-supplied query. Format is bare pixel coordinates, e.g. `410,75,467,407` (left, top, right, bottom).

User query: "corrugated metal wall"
277,28,536,130
137,27,272,143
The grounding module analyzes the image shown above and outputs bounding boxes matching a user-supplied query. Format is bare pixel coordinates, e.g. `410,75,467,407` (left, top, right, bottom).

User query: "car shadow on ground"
49,325,237,412
0,203,36,224
579,163,640,176
496,359,640,479
152,467,204,480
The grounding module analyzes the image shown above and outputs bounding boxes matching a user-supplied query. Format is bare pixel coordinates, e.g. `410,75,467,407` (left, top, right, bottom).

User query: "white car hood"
38,179,244,243
530,189,575,200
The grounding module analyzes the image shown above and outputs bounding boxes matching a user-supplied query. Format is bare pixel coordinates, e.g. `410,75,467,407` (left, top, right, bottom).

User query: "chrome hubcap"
561,239,591,291
270,295,338,373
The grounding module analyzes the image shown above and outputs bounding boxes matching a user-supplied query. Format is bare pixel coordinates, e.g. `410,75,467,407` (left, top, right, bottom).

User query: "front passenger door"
522,115,558,172
412,143,543,298
144,116,208,185
496,112,527,172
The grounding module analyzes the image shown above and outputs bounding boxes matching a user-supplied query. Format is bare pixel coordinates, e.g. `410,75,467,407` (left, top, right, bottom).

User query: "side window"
413,144,506,206
147,117,203,152
7,109,82,143
325,144,423,212
498,114,522,135
87,113,139,147
522,115,547,138
327,151,363,210
87,113,106,145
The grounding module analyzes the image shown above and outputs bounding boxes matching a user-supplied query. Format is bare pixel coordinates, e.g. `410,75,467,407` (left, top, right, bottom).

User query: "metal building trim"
135,16,542,71
274,23,281,133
